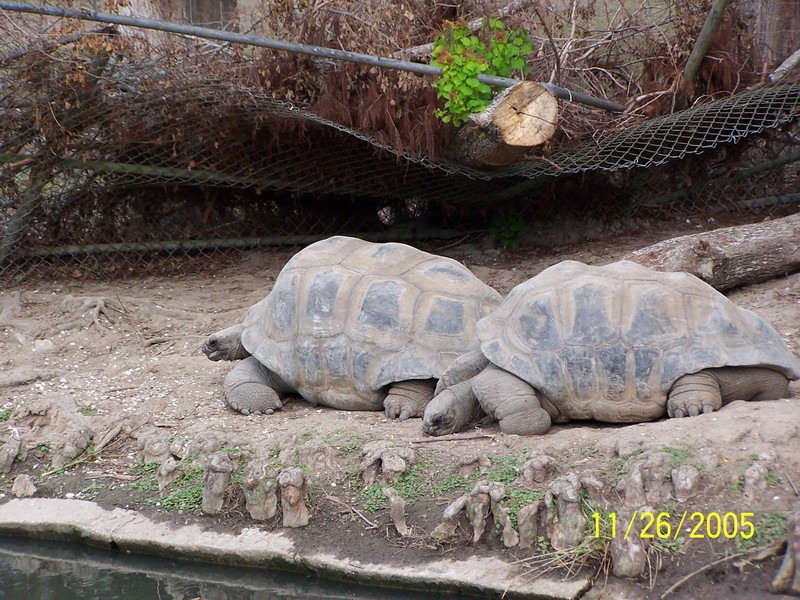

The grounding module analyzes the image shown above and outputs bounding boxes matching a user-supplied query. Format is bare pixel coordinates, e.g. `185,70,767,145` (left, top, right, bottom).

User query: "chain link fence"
1,4,799,284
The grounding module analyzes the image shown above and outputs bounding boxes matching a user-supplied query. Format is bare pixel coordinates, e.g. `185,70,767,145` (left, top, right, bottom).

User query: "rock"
617,451,673,506
156,457,181,491
284,440,337,473
170,431,223,461
583,578,649,600
11,474,36,498
242,460,278,521
137,429,172,464
0,435,22,474
580,473,605,501
382,487,410,536
51,424,92,470
495,505,519,548
202,451,235,515
33,339,55,353
278,467,310,528
517,501,544,550
381,448,415,484
513,453,556,487
772,508,800,594
360,441,415,485
743,462,768,501
466,488,492,544
458,453,491,477
546,473,584,550
611,507,648,578
431,495,468,541
463,481,505,544
671,465,700,502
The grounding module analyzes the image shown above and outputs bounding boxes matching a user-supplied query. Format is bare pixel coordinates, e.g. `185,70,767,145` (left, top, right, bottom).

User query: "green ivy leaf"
432,17,531,128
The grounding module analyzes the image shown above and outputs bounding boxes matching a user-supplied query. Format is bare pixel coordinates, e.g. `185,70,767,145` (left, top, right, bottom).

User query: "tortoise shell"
241,236,502,410
478,260,800,422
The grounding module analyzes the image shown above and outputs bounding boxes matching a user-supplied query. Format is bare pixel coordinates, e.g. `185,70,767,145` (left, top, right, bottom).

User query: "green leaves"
432,18,531,127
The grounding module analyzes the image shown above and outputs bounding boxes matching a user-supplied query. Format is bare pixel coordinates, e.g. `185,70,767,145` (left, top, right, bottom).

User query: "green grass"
156,456,205,510
661,446,693,469
0,408,13,422
160,485,204,511
486,455,523,485
127,461,160,493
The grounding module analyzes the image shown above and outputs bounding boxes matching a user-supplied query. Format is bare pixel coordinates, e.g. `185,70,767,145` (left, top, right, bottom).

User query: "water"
0,536,474,600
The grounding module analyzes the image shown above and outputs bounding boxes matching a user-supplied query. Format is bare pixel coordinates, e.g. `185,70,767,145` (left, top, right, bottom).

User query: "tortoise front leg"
472,365,553,435
223,356,290,416
384,379,437,421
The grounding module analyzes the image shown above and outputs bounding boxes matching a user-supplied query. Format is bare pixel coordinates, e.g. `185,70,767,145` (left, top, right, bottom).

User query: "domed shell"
241,236,503,410
478,260,800,422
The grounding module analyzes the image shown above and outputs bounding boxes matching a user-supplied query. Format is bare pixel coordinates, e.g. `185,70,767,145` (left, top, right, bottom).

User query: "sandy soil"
1,218,799,599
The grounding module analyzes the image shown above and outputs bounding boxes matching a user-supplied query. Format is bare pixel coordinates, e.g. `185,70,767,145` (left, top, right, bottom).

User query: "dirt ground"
1,217,799,600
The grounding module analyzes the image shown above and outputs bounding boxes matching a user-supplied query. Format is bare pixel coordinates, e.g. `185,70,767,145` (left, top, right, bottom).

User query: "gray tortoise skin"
203,236,502,418
423,260,800,436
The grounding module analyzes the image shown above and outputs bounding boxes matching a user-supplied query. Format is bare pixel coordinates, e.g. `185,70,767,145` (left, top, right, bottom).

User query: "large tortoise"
202,236,502,419
423,260,800,436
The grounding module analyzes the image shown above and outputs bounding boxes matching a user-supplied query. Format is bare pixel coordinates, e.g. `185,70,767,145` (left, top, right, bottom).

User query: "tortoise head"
421,389,462,436
202,324,248,361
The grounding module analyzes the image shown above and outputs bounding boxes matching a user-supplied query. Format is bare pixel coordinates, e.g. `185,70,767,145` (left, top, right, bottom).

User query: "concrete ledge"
0,498,589,599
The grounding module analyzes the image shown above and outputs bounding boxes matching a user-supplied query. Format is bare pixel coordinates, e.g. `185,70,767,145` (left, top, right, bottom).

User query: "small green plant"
661,446,694,469
127,461,160,493
361,484,387,512
160,485,204,511
325,431,368,455
0,408,13,422
128,461,160,476
652,536,686,555
503,488,544,530
765,470,784,487
486,455,523,485
434,472,472,495
535,535,550,554
490,210,528,249
736,511,787,552
79,405,99,417
431,18,531,127
152,454,206,512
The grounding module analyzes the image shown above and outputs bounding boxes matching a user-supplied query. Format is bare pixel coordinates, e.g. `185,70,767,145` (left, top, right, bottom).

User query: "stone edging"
0,498,589,599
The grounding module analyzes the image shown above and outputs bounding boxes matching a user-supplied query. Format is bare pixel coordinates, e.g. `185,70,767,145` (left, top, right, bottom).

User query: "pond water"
0,536,475,600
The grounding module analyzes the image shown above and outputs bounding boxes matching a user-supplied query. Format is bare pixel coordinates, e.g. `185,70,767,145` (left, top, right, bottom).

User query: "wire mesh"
1,4,799,284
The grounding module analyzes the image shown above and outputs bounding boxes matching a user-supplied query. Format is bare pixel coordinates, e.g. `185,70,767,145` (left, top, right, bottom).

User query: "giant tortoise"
423,260,800,436
203,236,502,419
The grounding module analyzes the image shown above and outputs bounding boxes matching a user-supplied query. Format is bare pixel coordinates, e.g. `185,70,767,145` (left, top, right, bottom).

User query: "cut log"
450,81,558,169
624,213,800,292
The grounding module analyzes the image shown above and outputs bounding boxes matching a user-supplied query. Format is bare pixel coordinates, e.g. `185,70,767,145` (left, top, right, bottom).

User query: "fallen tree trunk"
450,81,558,169
625,212,800,291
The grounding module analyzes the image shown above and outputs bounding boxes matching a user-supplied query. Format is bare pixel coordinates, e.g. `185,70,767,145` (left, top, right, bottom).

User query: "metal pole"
0,1,625,112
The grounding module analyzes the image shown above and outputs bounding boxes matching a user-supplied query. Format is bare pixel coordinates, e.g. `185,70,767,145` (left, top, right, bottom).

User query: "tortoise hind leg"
667,367,790,418
667,371,722,418
385,379,437,421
